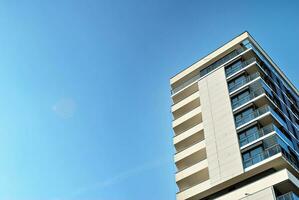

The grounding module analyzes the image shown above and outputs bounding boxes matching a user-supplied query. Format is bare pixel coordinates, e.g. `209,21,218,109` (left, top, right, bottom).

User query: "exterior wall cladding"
170,32,299,200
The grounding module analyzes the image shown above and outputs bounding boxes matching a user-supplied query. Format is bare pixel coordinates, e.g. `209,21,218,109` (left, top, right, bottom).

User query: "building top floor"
170,32,298,99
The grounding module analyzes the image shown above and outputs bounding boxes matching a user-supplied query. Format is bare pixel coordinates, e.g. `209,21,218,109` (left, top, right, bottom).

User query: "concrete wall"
242,187,275,200
214,169,298,200
198,67,244,186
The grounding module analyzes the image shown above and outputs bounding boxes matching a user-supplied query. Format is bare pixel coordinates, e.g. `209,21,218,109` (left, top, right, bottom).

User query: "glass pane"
239,90,249,98
263,136,277,148
239,133,246,139
250,147,262,156
242,108,253,117
247,126,258,134
242,153,250,160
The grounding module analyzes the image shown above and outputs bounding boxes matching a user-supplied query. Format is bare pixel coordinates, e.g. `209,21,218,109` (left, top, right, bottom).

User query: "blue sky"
0,1,298,200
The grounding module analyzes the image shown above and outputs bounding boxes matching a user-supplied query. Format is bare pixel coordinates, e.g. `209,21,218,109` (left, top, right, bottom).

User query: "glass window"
242,146,263,161
231,90,249,105
235,108,252,120
226,60,242,76
238,126,259,146
228,75,246,91
251,147,263,156
263,135,277,149
235,107,254,126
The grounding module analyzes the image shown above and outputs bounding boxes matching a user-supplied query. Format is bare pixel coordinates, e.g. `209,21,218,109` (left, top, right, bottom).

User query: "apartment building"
170,32,299,200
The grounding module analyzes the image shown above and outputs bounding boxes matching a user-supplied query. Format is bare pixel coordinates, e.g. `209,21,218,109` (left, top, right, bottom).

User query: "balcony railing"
235,105,271,127
232,87,265,109
277,192,299,200
243,144,281,168
239,124,276,147
280,147,299,171
228,72,260,93
243,143,299,170
226,57,257,77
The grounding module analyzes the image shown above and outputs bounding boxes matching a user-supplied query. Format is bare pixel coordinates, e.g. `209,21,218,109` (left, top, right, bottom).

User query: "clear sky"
0,1,298,200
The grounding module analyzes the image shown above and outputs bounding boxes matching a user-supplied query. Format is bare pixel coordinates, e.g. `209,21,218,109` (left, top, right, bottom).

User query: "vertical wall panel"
198,67,244,186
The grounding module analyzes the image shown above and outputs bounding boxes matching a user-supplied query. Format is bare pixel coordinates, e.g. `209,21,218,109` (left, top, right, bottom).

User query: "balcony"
277,192,299,200
175,141,206,171
239,124,277,147
226,57,257,77
243,144,299,170
172,91,200,114
172,74,201,95
232,87,265,110
228,72,260,93
173,107,202,136
174,128,204,153
234,104,288,130
173,123,204,148
176,164,209,192
172,94,200,120
176,160,208,182
235,105,270,127
243,144,281,168
172,82,199,105
176,179,210,200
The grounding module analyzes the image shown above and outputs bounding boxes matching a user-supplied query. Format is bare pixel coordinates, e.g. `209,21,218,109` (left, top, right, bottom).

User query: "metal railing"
277,192,299,200
232,87,265,109
235,105,271,127
228,72,260,93
226,57,257,77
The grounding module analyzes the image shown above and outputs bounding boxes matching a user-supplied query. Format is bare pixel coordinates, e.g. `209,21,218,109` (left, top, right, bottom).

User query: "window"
242,146,263,166
286,88,298,107
235,107,253,121
235,107,254,126
200,49,243,77
228,75,246,91
241,39,253,49
225,60,242,76
231,90,250,108
263,135,276,148
238,126,259,146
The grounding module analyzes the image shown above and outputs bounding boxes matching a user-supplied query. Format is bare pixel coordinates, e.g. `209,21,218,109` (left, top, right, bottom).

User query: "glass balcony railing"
280,147,299,171
243,144,281,168
277,192,299,200
226,57,257,77
235,105,270,127
228,72,260,93
243,143,299,170
239,124,276,147
232,87,265,109
239,124,296,156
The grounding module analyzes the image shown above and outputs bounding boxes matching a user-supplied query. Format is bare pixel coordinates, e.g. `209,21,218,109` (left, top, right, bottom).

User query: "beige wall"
241,187,275,200
214,169,298,200
198,67,244,186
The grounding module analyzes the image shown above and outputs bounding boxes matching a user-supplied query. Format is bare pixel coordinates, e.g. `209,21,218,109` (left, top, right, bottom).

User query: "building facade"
170,32,299,200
